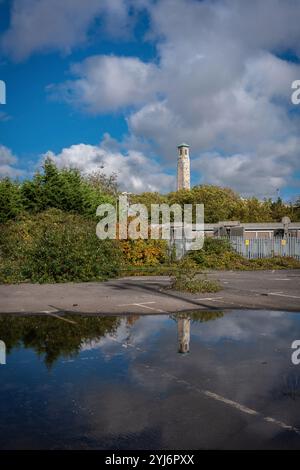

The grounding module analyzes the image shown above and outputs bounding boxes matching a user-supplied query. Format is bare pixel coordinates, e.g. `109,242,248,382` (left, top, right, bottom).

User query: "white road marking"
264,416,299,432
117,301,168,313
203,391,299,434
136,303,168,313
146,367,300,435
47,312,77,324
117,301,156,307
194,297,224,301
203,390,258,416
194,297,245,307
268,292,300,299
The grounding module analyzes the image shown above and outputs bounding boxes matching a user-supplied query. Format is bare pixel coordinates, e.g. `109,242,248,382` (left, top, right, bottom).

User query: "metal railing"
228,236,300,260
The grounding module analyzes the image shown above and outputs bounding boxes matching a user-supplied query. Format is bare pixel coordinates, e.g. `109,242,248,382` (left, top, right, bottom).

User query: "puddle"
0,310,300,449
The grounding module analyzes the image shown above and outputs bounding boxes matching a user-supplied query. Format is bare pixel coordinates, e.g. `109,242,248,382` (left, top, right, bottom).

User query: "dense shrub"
121,239,168,266
250,256,300,270
188,237,239,269
200,237,232,255
0,209,123,283
170,258,221,293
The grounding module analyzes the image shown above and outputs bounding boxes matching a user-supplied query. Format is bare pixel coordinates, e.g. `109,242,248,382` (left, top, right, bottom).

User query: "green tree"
270,197,293,221
167,185,241,223
234,197,273,222
21,159,114,217
85,170,119,196
131,192,168,221
0,178,23,223
294,197,300,221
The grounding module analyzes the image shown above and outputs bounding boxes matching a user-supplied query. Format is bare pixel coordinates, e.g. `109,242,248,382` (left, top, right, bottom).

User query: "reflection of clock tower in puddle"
177,318,190,354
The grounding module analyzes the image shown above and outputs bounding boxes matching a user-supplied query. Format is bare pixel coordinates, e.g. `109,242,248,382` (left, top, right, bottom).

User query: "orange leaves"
120,239,167,266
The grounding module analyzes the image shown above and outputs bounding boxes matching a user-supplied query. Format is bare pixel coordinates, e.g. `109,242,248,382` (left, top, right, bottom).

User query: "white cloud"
128,0,300,196
43,139,174,193
47,0,300,197
0,145,24,177
3,0,300,197
1,0,131,61
51,55,159,113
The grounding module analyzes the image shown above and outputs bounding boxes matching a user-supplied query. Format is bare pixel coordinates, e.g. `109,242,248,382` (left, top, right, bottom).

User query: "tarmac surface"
1,269,300,315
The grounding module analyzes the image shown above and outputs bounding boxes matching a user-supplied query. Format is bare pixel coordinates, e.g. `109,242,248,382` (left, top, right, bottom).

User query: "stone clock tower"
177,143,190,190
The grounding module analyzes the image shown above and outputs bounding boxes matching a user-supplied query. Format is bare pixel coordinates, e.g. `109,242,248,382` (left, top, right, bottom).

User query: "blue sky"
0,0,300,199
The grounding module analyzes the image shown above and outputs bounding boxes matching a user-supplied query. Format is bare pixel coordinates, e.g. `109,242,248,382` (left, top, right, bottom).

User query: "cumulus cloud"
46,0,300,197
1,0,131,61
0,145,24,177
194,135,300,198
43,139,174,193
3,0,300,197
51,55,159,113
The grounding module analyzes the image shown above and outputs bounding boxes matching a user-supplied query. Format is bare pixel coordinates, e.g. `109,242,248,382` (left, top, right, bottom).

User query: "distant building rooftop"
204,221,300,232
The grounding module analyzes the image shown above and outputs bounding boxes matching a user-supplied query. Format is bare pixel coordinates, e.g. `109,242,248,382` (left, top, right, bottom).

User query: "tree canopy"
0,159,299,224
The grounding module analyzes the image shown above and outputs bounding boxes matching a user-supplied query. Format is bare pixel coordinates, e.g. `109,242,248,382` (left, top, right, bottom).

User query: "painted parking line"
194,297,244,307
117,301,168,314
46,312,77,324
194,297,224,302
136,303,168,313
268,292,300,299
146,367,300,436
203,390,300,434
117,301,157,306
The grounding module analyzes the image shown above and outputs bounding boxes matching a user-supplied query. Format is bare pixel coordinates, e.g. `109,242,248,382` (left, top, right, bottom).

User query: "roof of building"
204,222,300,231
177,142,189,148
162,222,300,231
